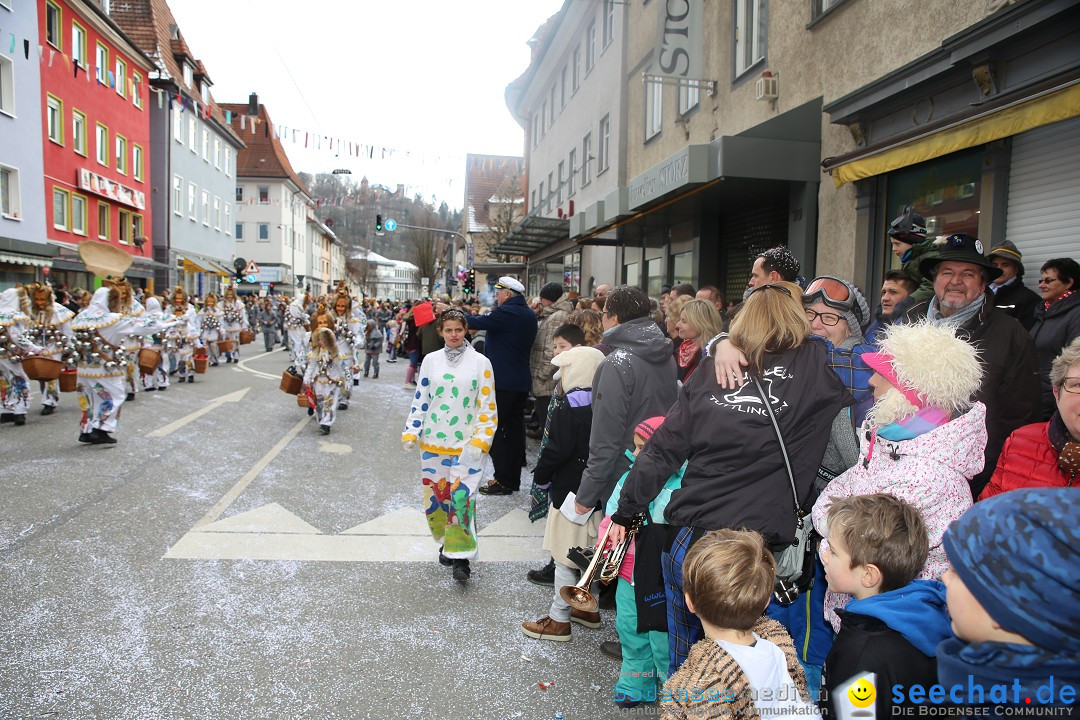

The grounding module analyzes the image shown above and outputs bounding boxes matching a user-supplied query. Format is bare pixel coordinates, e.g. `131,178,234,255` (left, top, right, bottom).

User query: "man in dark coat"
467,276,538,495
900,233,1041,498
987,240,1041,330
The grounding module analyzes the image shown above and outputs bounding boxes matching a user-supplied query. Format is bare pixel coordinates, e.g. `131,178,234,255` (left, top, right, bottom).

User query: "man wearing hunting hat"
987,240,1041,330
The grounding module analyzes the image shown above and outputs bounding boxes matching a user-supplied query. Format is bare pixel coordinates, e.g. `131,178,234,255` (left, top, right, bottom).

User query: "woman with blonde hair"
664,294,692,341
674,299,725,384
605,282,853,675
568,308,608,354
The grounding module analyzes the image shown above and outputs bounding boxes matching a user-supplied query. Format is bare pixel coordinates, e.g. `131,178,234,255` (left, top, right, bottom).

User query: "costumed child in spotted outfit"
303,326,345,435
0,287,45,426
140,296,171,392
198,292,225,367
219,285,248,364
402,309,497,584
166,286,200,383
25,282,74,416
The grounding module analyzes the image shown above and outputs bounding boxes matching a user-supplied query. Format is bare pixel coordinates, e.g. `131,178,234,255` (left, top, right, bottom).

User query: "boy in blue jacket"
821,494,952,718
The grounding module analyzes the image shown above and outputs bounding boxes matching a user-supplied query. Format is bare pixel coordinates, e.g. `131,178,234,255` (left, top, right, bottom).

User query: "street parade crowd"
1,215,1079,716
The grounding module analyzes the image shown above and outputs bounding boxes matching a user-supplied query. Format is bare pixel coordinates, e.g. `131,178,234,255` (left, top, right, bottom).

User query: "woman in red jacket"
981,337,1080,498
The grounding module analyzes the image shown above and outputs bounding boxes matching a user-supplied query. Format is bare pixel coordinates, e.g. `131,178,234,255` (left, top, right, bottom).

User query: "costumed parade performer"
332,282,359,408
140,296,171,392
401,309,498,584
303,326,345,435
198,292,225,367
220,285,248,364
25,282,74,415
108,276,145,402
0,286,44,426
285,291,311,368
166,286,200,383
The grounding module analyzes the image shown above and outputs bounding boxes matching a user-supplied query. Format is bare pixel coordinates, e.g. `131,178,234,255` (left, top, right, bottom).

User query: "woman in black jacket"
1031,258,1080,419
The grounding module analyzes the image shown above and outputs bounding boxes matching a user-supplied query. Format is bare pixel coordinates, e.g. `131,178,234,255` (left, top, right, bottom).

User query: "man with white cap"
466,276,539,495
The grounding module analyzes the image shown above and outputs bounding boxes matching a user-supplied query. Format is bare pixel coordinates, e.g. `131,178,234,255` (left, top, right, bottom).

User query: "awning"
0,251,53,268
204,259,234,276
180,256,211,273
826,80,1080,188
492,215,570,256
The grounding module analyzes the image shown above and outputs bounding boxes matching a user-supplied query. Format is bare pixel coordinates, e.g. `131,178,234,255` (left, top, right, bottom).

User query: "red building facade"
39,0,153,285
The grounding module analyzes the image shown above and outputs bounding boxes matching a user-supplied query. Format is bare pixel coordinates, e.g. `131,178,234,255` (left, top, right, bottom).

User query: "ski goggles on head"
803,276,863,324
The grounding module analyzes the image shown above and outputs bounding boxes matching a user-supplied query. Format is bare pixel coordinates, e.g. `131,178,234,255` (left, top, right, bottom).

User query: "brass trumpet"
559,514,644,613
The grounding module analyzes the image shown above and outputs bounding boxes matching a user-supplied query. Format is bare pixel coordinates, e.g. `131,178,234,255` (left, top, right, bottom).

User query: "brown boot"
520,616,571,642
570,608,601,629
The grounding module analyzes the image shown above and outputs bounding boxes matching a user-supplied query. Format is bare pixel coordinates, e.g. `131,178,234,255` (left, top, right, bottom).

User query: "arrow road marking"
147,387,251,438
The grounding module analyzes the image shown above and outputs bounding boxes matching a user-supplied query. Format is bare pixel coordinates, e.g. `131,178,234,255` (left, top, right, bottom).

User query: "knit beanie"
540,282,564,303
942,488,1080,653
635,416,666,442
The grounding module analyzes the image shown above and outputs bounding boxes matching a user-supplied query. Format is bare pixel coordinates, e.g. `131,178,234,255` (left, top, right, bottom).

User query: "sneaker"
78,432,93,443
319,424,331,435
527,559,556,586
452,559,471,584
372,373,378,379
187,376,194,384
126,392,135,401
13,415,26,426
570,609,601,629
438,546,453,567
478,480,515,496
0,413,13,423
337,401,348,410
600,640,623,661
520,616,571,642
40,405,56,416
89,428,117,444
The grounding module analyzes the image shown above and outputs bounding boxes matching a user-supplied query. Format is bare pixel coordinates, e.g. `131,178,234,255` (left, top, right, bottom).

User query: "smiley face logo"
848,678,876,709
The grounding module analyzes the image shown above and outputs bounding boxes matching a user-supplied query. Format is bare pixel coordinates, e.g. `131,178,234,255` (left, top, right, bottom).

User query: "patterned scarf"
443,343,467,367
875,405,951,441
1045,288,1076,312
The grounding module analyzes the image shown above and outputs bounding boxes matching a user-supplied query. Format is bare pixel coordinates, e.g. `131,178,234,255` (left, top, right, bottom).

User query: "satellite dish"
233,257,247,272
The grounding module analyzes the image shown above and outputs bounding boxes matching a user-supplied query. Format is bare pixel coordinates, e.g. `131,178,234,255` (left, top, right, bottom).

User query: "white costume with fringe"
198,303,225,365
165,302,199,379
28,299,74,408
285,298,310,369
0,289,44,417
140,298,171,391
303,346,345,427
220,296,248,362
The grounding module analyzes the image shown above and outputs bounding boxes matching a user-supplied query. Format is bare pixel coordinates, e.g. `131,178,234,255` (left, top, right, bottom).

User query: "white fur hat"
869,321,982,413
552,346,605,392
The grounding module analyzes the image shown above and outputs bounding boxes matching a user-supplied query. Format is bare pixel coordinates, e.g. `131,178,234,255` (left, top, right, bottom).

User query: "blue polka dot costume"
402,343,497,559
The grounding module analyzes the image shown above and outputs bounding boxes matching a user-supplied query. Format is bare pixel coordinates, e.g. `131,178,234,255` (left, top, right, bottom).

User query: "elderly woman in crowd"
606,282,853,676
812,321,987,629
1030,258,1080,420
982,337,1080,496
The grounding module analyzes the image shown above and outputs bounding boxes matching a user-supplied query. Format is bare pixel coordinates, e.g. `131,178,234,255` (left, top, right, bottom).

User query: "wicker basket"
22,356,63,381
138,348,162,375
280,369,303,395
59,369,78,392
193,354,209,374
217,339,236,353
297,393,311,408
239,329,255,345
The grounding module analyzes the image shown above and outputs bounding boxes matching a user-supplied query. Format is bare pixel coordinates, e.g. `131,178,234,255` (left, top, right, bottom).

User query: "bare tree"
473,171,525,263
345,256,379,296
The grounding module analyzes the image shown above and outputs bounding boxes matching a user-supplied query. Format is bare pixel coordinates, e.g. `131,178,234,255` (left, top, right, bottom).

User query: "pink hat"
861,351,924,408
635,416,666,442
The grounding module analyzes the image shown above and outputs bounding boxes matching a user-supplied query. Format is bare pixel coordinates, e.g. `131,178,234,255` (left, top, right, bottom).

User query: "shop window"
646,257,664,297
624,262,640,287
673,252,693,286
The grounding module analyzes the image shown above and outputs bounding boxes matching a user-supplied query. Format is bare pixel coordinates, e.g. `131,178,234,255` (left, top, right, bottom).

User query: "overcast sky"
167,0,565,208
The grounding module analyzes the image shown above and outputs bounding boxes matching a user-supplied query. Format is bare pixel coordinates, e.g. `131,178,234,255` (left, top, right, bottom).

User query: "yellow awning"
831,81,1080,188
181,258,210,273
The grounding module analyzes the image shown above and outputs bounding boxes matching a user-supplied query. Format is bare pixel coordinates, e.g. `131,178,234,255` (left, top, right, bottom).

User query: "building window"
200,82,209,106
603,0,615,49
225,203,231,235
811,0,846,21
0,165,21,219
183,63,193,88
572,46,581,93
96,123,108,165
235,222,244,240
586,22,597,73
115,57,127,97
47,95,63,145
46,2,62,50
187,182,196,219
133,144,143,181
560,65,567,110
0,54,13,116
132,214,143,245
225,147,232,176
547,172,554,211
201,190,209,225
71,194,87,235
570,147,578,197
235,186,243,202
52,187,69,230
214,138,221,169
598,115,610,173
132,73,142,108
735,0,767,77
531,189,536,209
96,43,107,84
213,197,221,230
557,161,565,205
582,133,592,186
188,117,196,152
258,186,269,204
173,175,182,215
118,209,131,244
539,181,544,212
541,101,547,136
97,202,109,239
72,110,87,155
115,135,128,175
71,22,87,68
679,82,701,115
172,106,183,142
550,85,556,125
202,128,209,161
646,74,663,139
258,223,269,241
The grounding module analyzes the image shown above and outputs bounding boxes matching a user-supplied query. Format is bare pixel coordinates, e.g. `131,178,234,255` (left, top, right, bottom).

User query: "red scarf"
677,339,700,375
1046,289,1076,311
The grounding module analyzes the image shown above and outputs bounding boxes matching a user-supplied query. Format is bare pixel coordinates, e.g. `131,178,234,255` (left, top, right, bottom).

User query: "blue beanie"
942,489,1080,653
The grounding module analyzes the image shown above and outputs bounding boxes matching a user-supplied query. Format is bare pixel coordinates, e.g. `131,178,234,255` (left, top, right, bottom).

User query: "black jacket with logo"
613,341,851,549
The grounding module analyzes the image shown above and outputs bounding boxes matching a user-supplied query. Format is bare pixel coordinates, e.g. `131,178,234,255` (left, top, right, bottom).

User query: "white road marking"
196,502,323,534
318,441,353,455
147,387,251,438
191,414,310,528
235,349,281,380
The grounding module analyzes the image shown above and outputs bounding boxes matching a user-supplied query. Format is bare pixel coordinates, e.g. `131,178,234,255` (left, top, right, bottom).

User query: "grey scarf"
444,343,468,367
927,293,985,328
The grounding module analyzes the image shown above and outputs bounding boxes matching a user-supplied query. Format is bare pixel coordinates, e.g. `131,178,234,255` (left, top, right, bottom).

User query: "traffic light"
464,268,476,295
375,214,383,233
268,283,275,293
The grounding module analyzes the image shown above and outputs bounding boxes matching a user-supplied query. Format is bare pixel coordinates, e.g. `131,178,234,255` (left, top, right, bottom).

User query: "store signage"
656,0,703,80
627,145,711,209
78,169,146,210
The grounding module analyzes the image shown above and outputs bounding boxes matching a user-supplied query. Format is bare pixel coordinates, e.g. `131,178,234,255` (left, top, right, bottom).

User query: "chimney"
248,93,258,115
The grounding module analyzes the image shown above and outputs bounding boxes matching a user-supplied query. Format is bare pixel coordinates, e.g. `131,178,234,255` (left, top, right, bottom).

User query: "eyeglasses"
1038,276,1061,286
1061,377,1080,395
805,308,843,326
804,276,863,323
750,283,792,298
